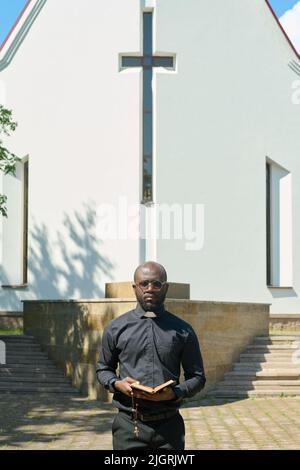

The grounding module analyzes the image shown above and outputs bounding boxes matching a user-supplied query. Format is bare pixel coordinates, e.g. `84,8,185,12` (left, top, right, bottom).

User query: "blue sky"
270,0,300,54
0,1,299,54
0,0,29,47
269,0,299,17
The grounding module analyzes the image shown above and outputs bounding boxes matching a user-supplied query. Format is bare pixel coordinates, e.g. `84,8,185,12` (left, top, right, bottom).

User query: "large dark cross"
121,12,175,203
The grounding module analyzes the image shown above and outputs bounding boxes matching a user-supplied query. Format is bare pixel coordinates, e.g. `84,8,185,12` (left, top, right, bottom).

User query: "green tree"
0,105,21,217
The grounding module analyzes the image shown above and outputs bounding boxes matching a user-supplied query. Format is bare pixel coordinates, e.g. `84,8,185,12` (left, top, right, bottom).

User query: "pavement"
1,395,300,450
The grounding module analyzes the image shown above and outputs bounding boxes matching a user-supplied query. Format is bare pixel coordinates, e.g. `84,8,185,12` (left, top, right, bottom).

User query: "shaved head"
133,261,168,312
134,261,167,283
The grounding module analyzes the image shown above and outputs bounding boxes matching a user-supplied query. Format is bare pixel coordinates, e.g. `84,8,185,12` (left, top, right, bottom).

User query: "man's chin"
141,300,157,311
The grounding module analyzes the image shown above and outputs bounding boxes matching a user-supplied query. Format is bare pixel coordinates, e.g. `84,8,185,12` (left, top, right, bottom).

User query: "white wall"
1,0,300,313
154,0,300,312
0,0,144,310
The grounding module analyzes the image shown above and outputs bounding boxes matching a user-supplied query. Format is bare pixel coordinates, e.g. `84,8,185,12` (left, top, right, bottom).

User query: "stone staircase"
208,335,300,397
0,335,79,395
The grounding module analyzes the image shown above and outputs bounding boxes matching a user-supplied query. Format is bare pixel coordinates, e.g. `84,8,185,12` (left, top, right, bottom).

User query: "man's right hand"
114,377,136,397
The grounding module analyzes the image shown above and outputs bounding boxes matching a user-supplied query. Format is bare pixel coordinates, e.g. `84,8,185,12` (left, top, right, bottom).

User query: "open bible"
131,379,176,395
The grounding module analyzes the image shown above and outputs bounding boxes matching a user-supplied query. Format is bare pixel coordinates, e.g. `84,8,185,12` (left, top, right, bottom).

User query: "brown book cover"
131,379,176,394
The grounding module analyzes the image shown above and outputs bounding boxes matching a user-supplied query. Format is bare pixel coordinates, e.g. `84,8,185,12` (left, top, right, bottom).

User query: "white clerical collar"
143,311,157,318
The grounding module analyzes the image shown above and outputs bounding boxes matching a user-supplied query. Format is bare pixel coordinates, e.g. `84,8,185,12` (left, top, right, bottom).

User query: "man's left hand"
133,387,176,401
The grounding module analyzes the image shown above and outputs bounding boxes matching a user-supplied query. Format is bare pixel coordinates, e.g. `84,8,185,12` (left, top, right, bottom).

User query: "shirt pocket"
155,335,183,357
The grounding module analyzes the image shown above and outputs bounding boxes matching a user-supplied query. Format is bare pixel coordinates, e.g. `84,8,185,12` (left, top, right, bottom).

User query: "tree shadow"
0,267,21,310
0,202,117,447
24,203,116,400
181,395,248,409
29,202,115,300
0,394,115,449
1,201,115,309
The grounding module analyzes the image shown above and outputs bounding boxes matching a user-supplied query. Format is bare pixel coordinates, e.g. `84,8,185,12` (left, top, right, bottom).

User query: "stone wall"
105,282,190,300
23,299,269,401
167,300,269,390
0,312,23,330
269,314,300,333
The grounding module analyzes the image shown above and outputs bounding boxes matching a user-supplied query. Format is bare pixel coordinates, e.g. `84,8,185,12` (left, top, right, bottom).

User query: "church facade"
0,0,300,314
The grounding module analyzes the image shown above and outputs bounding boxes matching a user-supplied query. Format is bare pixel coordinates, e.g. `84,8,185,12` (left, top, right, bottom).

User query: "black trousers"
112,411,185,450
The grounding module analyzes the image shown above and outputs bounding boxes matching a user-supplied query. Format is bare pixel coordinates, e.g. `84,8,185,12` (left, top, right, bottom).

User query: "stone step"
4,354,50,361
0,348,43,354
1,339,41,348
0,374,66,381
0,375,70,383
258,335,300,339
0,364,64,372
243,349,299,355
5,351,48,357
4,357,54,364
0,345,41,350
4,350,45,356
245,345,299,351
1,372,63,379
0,380,73,388
207,390,300,397
0,336,80,396
1,338,38,342
216,380,300,389
209,335,300,398
0,385,78,394
3,345,42,351
0,337,37,341
0,336,35,346
1,345,41,350
239,354,298,362
0,335,34,340
254,336,300,343
4,363,58,369
234,362,300,370
241,351,298,357
225,370,300,379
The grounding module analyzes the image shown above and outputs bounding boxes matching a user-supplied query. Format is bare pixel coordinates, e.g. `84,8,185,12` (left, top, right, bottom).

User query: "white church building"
0,0,300,314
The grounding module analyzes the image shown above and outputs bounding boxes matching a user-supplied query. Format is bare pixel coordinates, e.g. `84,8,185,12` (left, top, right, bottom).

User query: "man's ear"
165,282,169,293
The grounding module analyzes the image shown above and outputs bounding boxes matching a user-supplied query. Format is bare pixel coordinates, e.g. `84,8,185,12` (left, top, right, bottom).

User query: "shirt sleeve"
96,323,119,393
172,327,206,399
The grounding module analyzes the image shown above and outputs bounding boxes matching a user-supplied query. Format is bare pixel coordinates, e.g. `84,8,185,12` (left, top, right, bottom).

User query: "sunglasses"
137,280,167,291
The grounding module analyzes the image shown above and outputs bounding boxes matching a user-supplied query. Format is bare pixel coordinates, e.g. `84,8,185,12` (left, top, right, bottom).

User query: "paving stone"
0,396,300,449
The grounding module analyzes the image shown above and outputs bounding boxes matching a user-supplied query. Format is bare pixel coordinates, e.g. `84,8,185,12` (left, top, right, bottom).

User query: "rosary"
131,391,139,438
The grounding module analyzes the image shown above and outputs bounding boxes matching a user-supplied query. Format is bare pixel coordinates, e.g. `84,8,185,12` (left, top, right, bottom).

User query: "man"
96,261,206,450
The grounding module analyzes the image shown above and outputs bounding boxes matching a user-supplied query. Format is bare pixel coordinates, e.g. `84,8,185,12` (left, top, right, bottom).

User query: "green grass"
0,328,23,335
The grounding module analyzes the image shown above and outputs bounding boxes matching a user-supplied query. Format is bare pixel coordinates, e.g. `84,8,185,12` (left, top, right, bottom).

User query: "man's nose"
146,282,155,292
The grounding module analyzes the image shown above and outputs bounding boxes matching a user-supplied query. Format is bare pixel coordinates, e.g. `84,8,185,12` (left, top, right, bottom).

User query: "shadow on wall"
27,298,122,400
268,288,297,299
29,203,115,299
0,268,21,310
0,202,115,309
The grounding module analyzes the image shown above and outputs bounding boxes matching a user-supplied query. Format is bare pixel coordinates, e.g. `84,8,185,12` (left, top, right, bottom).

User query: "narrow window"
22,160,28,284
120,12,175,203
266,160,293,287
1,159,28,287
266,162,271,285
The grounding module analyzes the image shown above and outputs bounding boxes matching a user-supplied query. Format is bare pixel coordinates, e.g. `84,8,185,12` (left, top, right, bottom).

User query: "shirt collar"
134,303,166,319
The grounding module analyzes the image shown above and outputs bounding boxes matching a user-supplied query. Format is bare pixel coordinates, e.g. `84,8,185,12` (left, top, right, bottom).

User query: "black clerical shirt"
96,303,206,414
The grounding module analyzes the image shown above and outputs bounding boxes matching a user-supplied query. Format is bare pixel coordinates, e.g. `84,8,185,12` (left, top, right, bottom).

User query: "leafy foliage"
0,105,21,216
